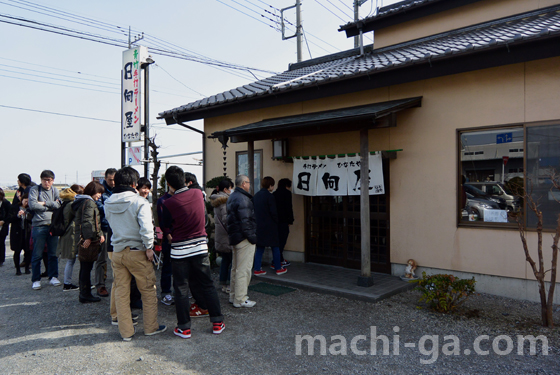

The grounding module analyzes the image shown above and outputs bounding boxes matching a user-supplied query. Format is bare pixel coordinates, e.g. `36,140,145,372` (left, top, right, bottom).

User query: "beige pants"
230,239,256,305
112,247,159,338
108,252,116,320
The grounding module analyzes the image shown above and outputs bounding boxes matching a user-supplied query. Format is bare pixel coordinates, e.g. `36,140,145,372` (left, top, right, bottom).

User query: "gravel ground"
0,253,559,375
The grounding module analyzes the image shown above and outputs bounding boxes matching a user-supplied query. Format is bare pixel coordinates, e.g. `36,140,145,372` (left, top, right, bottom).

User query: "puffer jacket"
56,188,78,259
72,196,103,250
210,191,232,253
226,187,257,246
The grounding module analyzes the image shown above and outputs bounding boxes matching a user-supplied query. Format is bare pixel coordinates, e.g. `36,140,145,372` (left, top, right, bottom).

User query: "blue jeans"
254,246,281,271
160,242,173,294
31,226,59,282
219,252,232,285
64,256,78,285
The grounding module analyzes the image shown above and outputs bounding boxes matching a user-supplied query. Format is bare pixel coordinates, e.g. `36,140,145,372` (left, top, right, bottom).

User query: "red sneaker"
190,304,209,318
213,322,225,334
276,267,287,275
253,269,267,276
174,327,191,339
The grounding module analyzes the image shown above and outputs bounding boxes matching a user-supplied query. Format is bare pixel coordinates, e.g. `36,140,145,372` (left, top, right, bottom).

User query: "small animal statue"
404,259,418,279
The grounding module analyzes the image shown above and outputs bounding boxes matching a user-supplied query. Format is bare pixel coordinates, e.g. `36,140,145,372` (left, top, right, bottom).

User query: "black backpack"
49,201,71,236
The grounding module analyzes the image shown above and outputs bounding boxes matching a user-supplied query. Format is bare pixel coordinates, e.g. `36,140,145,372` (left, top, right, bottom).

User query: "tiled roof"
158,5,560,121
340,0,441,30
376,0,441,17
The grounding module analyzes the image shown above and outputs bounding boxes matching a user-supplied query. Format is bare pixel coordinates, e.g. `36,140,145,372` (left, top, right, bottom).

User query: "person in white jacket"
104,167,166,341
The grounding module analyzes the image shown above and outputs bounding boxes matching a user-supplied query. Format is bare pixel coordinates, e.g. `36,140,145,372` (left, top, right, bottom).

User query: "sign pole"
144,62,150,178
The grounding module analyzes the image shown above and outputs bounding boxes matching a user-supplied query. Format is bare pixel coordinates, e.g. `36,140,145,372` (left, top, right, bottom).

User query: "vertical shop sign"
122,46,148,142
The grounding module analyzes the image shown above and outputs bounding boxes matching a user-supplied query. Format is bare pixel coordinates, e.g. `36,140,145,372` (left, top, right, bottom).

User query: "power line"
0,57,200,99
0,56,119,82
0,73,119,94
323,0,353,20
0,4,278,78
316,1,349,23
215,0,277,31
155,63,206,97
0,104,119,123
337,0,354,12
0,64,120,88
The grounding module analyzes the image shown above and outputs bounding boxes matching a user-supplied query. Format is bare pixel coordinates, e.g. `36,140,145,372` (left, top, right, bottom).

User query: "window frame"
457,120,560,232
235,149,263,188
457,123,523,230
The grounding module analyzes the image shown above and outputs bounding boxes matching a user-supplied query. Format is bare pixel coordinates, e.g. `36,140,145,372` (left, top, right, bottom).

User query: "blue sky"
0,0,398,187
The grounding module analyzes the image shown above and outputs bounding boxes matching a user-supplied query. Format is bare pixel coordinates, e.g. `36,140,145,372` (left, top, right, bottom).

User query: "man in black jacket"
226,175,257,308
273,178,294,267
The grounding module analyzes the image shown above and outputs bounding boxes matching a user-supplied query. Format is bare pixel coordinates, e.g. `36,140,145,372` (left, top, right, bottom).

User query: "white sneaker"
49,277,62,287
233,299,256,308
32,281,41,290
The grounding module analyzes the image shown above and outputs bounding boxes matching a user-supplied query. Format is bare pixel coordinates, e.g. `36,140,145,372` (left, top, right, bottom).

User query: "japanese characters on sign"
316,155,348,196
293,157,318,196
122,46,148,143
347,153,385,196
293,153,385,196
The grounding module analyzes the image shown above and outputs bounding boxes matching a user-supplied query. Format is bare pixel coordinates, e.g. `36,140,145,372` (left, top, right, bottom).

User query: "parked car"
463,184,507,210
463,192,501,221
468,181,520,212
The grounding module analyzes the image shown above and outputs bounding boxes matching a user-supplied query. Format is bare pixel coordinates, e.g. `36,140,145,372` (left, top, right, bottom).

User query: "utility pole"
354,0,368,48
281,0,303,62
296,0,302,62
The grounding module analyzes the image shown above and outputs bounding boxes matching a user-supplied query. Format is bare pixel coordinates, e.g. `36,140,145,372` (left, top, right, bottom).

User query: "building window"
236,150,263,188
458,123,560,229
458,127,523,226
526,124,560,229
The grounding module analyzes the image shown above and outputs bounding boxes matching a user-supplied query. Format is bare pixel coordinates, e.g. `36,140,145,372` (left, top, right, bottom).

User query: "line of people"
208,174,294,308
0,167,294,341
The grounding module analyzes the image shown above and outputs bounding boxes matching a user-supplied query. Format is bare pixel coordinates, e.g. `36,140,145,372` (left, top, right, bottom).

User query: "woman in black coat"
0,188,12,267
252,177,286,276
8,192,32,275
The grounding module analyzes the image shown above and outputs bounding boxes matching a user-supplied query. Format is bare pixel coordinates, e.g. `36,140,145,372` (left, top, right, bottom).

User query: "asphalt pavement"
0,252,559,374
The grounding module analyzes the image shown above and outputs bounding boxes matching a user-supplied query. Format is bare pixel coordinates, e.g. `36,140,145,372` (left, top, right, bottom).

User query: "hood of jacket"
59,188,77,202
210,191,229,208
71,196,91,211
104,191,137,215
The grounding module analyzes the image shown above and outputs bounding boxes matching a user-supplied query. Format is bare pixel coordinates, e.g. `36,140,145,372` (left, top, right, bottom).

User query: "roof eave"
159,33,560,126
340,0,484,37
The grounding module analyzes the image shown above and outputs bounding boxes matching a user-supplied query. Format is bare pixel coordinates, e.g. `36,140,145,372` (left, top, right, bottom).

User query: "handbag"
77,201,101,262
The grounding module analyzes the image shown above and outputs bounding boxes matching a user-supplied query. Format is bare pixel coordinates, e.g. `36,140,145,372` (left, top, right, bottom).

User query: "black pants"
0,226,8,264
278,223,290,262
172,254,223,329
79,260,95,296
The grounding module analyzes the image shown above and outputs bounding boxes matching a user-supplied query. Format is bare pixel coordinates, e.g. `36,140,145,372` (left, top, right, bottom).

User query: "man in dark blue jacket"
226,175,257,308
95,168,116,298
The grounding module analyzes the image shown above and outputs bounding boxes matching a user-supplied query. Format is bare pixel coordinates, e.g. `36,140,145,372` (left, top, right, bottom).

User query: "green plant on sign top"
414,272,476,313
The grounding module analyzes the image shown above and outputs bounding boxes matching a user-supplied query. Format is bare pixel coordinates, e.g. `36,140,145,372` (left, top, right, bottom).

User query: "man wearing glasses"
226,175,258,308
28,170,61,290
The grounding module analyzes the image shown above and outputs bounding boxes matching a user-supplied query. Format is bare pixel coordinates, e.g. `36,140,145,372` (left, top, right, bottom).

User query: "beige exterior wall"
374,0,560,49
203,56,560,282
